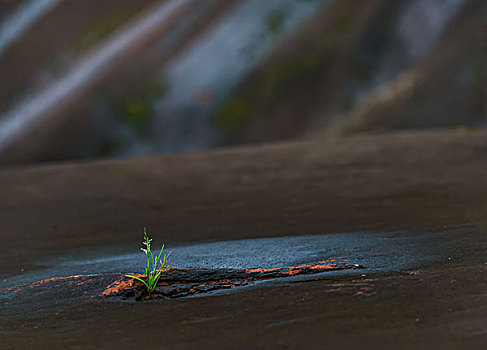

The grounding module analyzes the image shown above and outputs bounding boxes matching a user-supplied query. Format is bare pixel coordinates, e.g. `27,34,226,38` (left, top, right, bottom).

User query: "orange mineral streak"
101,261,362,298
99,274,144,297
288,263,337,276
245,261,337,276
244,267,282,273
5,275,85,293
355,290,377,296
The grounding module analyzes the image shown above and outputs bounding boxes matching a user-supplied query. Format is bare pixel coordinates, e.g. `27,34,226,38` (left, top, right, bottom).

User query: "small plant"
125,228,168,294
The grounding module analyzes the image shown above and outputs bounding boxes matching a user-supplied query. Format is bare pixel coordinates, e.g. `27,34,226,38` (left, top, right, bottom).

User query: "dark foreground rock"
0,130,486,349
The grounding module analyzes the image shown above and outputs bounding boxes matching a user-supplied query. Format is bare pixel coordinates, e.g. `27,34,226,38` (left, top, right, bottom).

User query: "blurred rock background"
0,0,485,165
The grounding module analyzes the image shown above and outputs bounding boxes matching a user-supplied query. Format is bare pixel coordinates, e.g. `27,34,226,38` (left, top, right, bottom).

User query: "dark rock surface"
0,130,486,349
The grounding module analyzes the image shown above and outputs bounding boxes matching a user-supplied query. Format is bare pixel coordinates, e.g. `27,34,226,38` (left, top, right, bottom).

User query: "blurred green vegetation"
266,9,286,35
215,4,355,134
50,7,143,75
75,8,139,52
215,98,255,133
95,80,168,157
214,0,410,138
119,80,168,134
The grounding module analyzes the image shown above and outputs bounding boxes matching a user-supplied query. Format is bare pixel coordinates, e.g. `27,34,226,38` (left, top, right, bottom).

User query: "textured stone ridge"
102,261,363,301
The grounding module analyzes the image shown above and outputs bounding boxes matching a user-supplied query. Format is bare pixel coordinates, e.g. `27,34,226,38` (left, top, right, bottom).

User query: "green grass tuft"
125,228,168,294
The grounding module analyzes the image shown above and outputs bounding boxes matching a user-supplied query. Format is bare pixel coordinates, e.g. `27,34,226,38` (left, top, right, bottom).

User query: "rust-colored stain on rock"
103,261,364,301
4,275,85,295
99,273,144,297
1,262,365,302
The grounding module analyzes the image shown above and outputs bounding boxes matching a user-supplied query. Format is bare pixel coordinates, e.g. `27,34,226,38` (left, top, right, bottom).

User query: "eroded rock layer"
102,261,363,301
